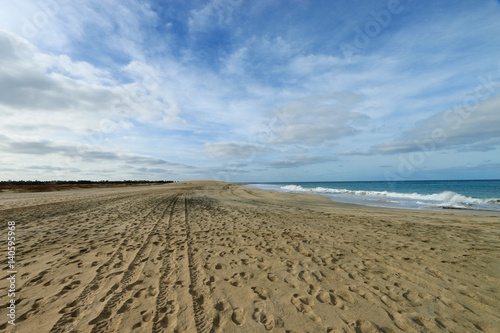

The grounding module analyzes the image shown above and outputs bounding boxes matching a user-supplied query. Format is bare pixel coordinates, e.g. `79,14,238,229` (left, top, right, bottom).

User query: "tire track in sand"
88,195,177,333
49,194,172,333
184,195,211,333
151,196,179,332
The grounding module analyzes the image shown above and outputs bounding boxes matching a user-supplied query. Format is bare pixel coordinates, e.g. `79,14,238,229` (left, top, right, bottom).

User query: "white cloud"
288,54,344,76
267,155,336,169
367,94,500,155
205,142,272,160
188,0,243,32
0,30,188,137
268,94,370,145
3,0,159,60
0,133,200,180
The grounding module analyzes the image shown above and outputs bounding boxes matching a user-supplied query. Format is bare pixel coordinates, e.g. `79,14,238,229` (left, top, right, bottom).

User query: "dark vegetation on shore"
0,180,174,192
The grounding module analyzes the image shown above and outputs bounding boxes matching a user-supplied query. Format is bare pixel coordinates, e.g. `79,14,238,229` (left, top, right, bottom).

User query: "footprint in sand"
337,288,355,303
252,301,285,331
348,285,368,300
307,284,319,296
141,309,154,322
252,287,270,300
267,273,278,282
298,270,314,284
351,319,382,333
117,298,134,314
231,308,245,325
226,272,253,287
156,299,179,330
253,307,276,331
204,275,217,288
290,294,321,322
57,280,81,296
316,290,335,305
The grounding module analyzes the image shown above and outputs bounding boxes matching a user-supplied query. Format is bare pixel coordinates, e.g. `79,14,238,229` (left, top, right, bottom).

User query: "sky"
0,0,499,182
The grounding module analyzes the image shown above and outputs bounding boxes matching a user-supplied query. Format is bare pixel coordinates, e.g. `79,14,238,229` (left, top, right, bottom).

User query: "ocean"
247,179,500,213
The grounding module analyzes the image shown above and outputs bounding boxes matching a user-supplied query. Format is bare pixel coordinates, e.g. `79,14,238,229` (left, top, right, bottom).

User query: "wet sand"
0,182,498,332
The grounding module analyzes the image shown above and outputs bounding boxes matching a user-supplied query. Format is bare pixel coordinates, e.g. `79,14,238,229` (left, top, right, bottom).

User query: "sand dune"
0,182,498,332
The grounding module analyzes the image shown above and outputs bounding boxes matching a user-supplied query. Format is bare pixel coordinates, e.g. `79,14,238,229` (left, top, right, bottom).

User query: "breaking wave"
247,184,500,212
280,185,499,206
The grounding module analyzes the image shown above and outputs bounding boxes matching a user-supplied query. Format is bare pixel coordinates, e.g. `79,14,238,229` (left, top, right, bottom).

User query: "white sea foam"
279,185,498,206
244,183,500,212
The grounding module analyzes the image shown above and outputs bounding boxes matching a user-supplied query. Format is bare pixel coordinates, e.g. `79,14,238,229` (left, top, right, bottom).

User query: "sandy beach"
1,181,498,333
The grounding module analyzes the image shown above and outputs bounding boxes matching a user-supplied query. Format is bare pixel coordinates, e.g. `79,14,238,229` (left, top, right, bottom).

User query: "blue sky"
0,0,499,182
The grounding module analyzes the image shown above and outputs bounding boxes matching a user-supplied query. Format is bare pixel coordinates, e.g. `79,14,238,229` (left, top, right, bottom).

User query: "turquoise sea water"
247,180,500,212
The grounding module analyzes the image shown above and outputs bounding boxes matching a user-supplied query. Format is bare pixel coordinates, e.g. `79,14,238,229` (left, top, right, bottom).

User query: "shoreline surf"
247,180,500,213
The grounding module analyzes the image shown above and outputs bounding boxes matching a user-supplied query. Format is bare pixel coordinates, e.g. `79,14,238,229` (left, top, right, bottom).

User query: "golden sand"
0,182,498,332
